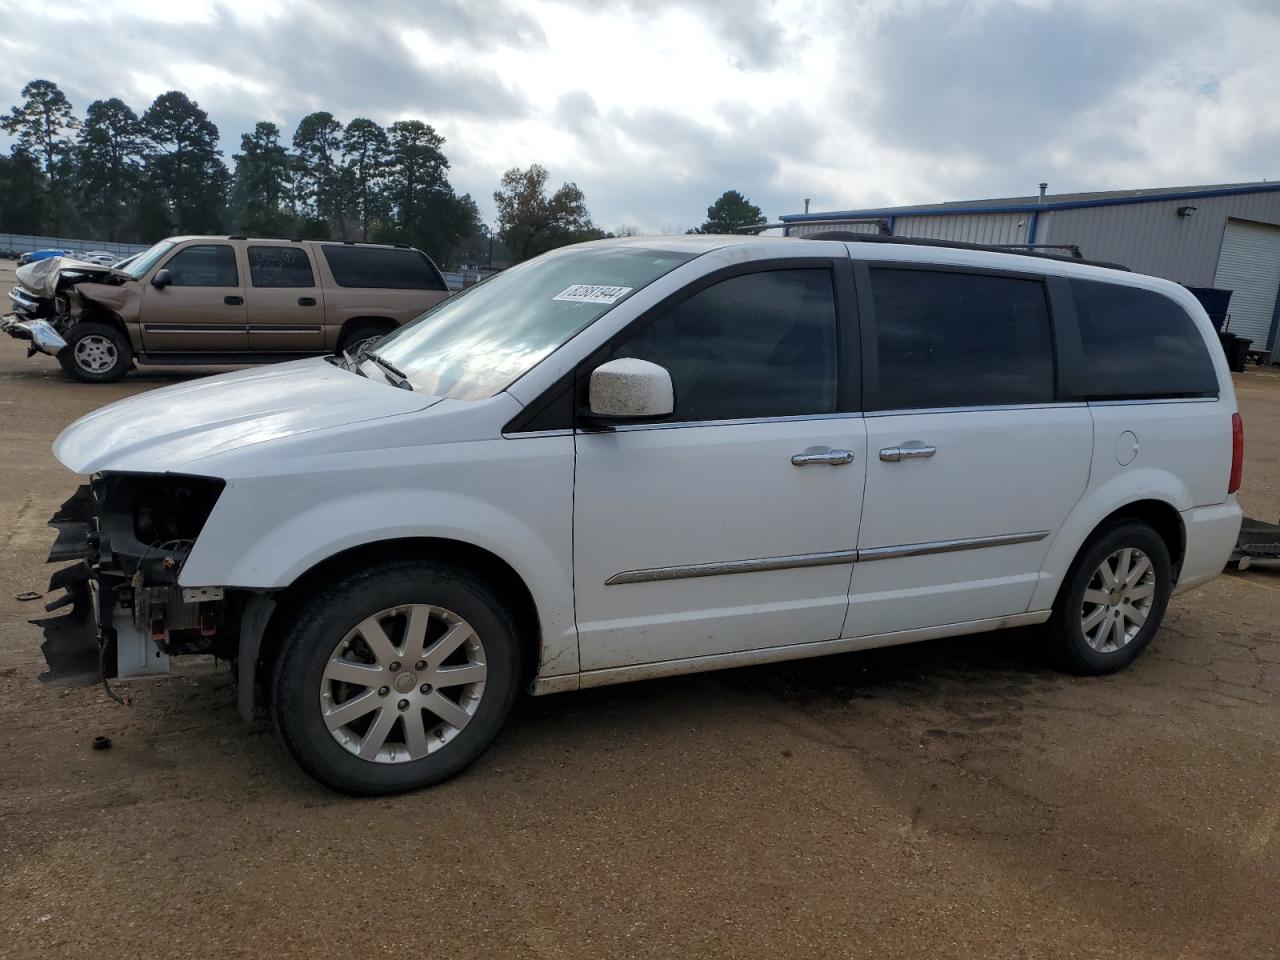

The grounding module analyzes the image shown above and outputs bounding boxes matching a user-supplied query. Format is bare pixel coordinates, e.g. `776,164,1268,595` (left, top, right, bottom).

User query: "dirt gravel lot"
1,273,1278,958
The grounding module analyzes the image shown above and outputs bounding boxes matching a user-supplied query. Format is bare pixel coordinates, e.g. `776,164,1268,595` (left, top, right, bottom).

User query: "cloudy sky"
2,0,1278,233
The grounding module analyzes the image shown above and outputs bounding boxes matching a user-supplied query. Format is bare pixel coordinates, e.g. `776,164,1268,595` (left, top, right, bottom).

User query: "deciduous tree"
493,164,603,263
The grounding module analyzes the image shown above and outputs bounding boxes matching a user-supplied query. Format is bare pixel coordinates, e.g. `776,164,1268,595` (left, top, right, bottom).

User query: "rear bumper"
1176,498,1244,594
1,314,66,355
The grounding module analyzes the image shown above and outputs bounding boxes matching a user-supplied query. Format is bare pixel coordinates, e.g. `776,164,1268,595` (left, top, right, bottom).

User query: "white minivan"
38,234,1244,794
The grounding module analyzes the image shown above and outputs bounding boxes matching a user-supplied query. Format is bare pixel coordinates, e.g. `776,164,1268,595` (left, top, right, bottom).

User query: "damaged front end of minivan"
35,473,233,695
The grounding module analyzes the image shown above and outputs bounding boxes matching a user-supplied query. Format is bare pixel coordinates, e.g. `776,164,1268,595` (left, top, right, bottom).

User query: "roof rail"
800,231,1130,271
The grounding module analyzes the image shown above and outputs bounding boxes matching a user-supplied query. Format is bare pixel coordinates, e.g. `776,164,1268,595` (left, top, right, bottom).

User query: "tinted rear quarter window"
248,246,315,287
1068,279,1218,399
870,268,1055,410
322,246,446,291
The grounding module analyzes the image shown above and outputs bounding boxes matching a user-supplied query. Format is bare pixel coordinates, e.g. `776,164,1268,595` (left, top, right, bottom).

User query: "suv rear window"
1068,279,1218,399
870,268,1054,410
321,246,447,291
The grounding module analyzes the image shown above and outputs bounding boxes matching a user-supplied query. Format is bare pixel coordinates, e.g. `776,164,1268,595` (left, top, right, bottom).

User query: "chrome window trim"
606,549,859,585
606,530,1050,585
501,428,574,439
602,410,866,433
866,402,1086,417
857,530,1050,562
1086,397,1219,407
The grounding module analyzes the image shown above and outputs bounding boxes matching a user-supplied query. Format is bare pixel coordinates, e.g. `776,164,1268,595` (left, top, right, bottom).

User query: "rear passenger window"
1068,279,1218,399
870,269,1054,410
610,268,837,423
163,244,238,287
248,246,315,287
322,246,447,291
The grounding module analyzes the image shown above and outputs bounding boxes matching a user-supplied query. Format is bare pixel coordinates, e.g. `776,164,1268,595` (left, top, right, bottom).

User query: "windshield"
369,244,696,399
118,240,175,280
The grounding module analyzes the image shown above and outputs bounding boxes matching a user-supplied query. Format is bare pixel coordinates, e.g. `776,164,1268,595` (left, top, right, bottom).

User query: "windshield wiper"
336,349,370,378
364,351,414,391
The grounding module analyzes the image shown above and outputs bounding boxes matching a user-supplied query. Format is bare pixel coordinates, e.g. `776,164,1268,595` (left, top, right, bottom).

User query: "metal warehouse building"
780,180,1280,357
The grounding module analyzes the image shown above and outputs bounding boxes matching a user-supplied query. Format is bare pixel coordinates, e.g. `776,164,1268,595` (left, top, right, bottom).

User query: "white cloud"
1,0,1278,232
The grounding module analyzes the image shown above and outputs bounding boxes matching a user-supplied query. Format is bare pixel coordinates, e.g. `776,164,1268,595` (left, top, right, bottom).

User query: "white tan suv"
35,234,1243,794
3,236,450,381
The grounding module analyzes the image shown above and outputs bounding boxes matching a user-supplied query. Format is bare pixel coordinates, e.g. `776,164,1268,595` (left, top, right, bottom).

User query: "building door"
1213,218,1280,351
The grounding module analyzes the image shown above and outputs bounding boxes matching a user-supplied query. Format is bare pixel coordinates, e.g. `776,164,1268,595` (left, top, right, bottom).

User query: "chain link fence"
0,233,150,258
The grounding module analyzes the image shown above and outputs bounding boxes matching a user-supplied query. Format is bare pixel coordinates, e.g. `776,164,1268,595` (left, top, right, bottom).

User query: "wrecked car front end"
36,472,233,694
1,256,130,358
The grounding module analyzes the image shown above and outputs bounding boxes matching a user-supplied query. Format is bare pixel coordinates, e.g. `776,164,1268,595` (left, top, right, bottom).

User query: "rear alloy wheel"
59,321,132,383
272,561,522,794
1049,521,1171,675
1078,547,1157,654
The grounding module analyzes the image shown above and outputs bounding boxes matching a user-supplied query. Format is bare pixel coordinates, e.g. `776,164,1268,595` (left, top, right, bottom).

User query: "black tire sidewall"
337,324,392,357
271,562,522,795
59,322,132,382
1052,522,1172,674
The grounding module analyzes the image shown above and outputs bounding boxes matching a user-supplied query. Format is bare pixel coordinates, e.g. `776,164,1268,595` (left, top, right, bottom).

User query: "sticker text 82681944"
552,284,633,305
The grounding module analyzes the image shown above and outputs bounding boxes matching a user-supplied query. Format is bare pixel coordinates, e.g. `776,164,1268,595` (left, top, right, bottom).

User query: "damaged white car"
34,234,1243,794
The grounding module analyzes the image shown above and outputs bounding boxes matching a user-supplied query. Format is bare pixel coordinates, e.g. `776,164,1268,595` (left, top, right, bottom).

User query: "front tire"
58,321,132,382
1049,521,1172,675
271,560,523,795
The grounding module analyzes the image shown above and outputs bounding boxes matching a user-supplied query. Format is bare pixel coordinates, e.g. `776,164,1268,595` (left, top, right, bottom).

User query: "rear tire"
271,560,523,795
58,321,132,383
1048,521,1172,675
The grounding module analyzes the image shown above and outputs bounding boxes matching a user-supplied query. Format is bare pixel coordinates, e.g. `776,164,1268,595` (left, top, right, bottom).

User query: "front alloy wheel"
272,560,522,795
321,604,488,762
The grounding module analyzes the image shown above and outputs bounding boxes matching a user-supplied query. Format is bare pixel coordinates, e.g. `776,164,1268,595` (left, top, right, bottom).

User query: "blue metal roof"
780,181,1280,223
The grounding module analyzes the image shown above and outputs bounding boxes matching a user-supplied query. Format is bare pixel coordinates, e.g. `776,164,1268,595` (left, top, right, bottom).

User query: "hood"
17,256,120,298
54,359,441,474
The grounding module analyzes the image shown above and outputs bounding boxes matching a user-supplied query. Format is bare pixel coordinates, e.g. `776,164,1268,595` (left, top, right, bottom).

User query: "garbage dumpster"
1226,334,1253,372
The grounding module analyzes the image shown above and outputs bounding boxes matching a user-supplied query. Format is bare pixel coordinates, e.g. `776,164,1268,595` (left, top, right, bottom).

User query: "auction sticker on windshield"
552,284,633,305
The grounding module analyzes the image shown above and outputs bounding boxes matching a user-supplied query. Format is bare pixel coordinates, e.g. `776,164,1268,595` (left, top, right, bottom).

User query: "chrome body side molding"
604,549,860,585
605,531,1051,586
856,530,1050,562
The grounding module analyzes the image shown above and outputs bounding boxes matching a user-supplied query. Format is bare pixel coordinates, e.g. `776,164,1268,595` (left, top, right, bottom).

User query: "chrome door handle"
791,448,855,466
879,441,936,462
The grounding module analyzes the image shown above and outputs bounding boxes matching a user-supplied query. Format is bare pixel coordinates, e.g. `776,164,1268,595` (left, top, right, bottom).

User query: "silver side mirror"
588,358,674,421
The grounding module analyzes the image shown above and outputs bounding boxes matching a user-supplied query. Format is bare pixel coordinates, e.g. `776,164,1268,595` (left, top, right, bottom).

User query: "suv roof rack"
800,231,1130,272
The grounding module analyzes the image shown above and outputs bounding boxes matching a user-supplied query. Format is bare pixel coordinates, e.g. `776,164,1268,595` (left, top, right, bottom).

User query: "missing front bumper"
33,485,169,685
1,314,67,355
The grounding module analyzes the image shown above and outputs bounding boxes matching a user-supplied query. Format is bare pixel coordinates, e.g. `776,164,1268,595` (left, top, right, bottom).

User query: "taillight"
1229,412,1244,494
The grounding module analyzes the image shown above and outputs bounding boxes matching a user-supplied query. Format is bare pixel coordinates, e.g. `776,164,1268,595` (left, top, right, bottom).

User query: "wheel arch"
1032,475,1191,612
251,536,544,713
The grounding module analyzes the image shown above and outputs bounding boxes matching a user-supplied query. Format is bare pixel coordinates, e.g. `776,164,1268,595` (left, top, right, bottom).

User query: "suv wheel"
338,323,392,358
1049,521,1172,675
59,321,132,383
271,560,523,795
